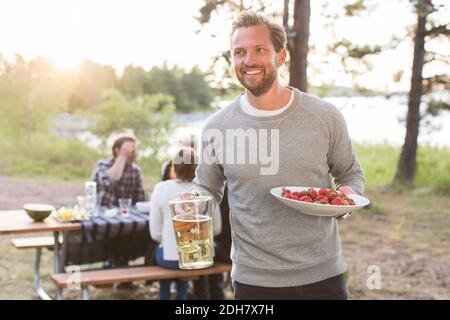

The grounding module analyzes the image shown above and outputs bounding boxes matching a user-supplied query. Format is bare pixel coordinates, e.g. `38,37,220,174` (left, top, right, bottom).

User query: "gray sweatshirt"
192,87,365,287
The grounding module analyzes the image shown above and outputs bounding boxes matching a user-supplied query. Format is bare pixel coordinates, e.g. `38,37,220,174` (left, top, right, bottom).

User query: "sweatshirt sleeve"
327,107,365,196
212,204,222,236
191,127,227,208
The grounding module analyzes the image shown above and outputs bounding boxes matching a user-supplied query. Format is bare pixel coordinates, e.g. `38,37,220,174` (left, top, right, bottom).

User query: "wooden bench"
11,236,60,300
51,263,232,300
11,236,55,250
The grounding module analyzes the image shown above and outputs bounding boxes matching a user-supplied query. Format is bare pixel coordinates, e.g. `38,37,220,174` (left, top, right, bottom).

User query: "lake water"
170,95,450,149
65,95,449,155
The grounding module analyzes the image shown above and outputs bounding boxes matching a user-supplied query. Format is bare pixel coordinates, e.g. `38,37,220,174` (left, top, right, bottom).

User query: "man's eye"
257,48,265,53
234,51,244,56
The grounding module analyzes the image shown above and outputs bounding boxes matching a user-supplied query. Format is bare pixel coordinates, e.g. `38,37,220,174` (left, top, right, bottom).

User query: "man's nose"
244,52,257,66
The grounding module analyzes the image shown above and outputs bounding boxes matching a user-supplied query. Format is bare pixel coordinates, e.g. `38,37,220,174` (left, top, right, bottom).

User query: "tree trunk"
393,5,427,186
283,0,289,31
288,0,310,92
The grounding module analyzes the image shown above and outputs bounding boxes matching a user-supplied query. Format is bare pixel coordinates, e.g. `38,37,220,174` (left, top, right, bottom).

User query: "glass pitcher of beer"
168,195,215,269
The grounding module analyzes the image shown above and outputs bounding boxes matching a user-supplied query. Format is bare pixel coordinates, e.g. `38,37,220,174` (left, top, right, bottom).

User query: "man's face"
115,141,138,164
127,143,137,164
231,24,286,96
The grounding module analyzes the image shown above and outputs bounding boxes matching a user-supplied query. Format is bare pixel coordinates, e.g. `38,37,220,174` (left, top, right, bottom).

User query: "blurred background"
0,0,448,299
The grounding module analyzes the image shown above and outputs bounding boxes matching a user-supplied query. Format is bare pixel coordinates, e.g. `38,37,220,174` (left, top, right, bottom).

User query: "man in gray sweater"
187,11,365,299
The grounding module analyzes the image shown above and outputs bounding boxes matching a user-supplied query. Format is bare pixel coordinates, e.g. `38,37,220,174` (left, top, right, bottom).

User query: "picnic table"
0,209,153,300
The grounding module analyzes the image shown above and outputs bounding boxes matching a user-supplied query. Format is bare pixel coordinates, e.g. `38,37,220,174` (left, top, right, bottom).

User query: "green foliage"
332,40,382,59
119,63,215,112
354,143,401,186
118,65,148,97
196,0,225,24
68,59,117,112
0,55,201,183
354,143,450,194
415,145,450,194
0,133,101,180
426,99,450,116
147,64,214,112
90,89,175,155
344,0,366,16
0,55,71,142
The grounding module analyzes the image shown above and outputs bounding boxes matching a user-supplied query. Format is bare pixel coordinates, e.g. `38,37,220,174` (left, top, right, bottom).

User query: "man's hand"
338,186,355,196
118,141,136,161
108,141,137,181
335,186,355,221
179,192,200,200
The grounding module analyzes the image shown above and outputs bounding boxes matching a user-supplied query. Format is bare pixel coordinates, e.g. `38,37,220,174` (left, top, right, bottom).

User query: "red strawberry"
319,188,330,196
319,196,329,204
328,191,338,200
307,188,318,199
299,191,308,197
348,199,355,205
282,190,292,199
299,196,313,203
331,197,344,205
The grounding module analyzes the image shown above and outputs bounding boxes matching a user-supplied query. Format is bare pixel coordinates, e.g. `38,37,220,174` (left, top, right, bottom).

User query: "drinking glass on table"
76,196,86,209
119,198,132,218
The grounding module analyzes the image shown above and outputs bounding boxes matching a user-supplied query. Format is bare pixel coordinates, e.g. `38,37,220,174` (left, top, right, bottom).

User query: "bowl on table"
23,203,55,222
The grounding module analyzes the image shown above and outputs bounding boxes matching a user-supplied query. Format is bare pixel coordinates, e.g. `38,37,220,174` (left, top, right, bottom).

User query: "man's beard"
236,64,277,97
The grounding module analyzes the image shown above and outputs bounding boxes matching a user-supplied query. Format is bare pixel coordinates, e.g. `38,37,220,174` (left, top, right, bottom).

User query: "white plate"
270,186,370,217
136,201,151,213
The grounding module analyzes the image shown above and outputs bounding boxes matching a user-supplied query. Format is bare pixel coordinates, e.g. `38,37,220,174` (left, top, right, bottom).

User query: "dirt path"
0,176,84,210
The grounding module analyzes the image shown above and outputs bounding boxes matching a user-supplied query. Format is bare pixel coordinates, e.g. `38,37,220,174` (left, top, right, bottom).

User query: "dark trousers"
233,274,348,300
155,247,188,300
193,273,226,300
191,247,231,300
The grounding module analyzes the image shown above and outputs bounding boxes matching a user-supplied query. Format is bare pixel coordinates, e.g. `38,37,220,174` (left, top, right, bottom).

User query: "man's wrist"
115,154,128,163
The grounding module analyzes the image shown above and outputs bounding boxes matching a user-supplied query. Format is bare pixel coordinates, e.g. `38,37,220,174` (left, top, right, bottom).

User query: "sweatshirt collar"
235,86,303,122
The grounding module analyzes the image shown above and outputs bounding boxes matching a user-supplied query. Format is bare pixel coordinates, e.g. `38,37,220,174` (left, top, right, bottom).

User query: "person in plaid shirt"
91,136,146,208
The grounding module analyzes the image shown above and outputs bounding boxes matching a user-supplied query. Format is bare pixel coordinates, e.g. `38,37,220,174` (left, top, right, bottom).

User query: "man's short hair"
231,10,287,52
172,147,198,182
112,136,136,157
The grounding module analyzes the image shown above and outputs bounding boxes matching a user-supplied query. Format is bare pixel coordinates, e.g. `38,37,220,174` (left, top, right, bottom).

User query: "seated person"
160,134,197,182
150,147,221,300
161,159,175,182
91,136,147,281
91,136,145,208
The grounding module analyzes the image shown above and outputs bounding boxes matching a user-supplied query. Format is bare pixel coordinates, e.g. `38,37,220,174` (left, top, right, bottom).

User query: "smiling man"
189,11,365,300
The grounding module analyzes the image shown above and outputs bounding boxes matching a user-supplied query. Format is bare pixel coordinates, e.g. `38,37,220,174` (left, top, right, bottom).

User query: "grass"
1,135,449,194
0,134,164,188
0,134,101,181
354,143,450,194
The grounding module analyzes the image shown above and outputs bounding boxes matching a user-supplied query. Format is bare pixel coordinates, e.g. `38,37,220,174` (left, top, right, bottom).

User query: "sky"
0,0,448,92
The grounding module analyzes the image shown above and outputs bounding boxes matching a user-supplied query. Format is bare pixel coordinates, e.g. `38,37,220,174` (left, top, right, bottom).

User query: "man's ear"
276,48,287,67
